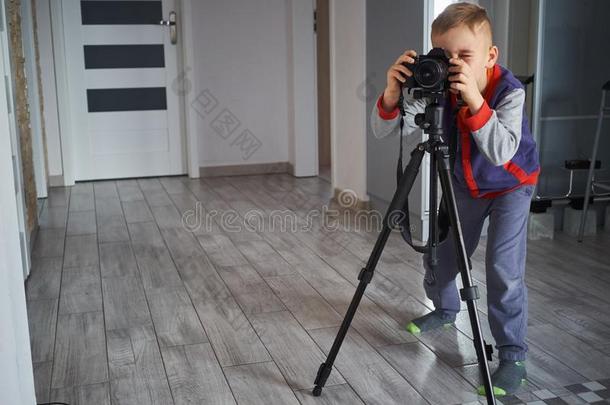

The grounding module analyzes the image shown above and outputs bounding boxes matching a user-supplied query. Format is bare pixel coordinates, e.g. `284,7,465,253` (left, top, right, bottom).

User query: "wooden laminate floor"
27,174,610,405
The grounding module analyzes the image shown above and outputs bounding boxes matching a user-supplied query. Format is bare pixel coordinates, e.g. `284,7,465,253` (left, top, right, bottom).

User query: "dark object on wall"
569,196,595,211
565,159,601,171
516,74,534,86
530,199,552,213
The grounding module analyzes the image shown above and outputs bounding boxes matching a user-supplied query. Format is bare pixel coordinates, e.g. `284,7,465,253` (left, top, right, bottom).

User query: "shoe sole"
477,379,527,397
405,322,454,335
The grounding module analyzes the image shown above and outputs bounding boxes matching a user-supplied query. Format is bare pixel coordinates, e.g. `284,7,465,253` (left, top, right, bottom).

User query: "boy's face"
431,23,498,92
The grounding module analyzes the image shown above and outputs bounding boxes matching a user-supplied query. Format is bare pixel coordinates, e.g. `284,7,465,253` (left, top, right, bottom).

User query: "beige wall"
7,0,38,233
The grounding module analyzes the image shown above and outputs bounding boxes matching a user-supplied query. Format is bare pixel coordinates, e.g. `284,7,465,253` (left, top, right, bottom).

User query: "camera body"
402,48,451,93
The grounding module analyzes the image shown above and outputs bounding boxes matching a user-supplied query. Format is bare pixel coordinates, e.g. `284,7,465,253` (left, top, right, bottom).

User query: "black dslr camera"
402,48,451,93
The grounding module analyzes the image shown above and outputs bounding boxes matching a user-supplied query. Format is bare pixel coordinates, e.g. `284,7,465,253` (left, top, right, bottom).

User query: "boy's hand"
381,50,417,113
448,58,485,114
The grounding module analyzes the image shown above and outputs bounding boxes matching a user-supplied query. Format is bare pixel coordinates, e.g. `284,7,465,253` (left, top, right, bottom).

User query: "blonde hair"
432,2,493,43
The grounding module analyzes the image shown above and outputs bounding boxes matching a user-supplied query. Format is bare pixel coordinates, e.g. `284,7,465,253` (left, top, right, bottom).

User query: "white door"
62,0,184,181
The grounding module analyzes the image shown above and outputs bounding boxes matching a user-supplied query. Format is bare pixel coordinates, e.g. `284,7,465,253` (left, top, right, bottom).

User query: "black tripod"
312,91,497,404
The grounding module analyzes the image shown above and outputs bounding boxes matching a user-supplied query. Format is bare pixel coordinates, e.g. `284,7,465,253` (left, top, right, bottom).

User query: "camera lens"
414,59,447,89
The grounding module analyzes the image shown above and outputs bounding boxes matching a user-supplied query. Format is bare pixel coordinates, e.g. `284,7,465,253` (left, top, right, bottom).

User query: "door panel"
83,44,165,69
86,87,167,112
83,25,164,44
85,68,166,88
87,111,167,131
80,1,163,25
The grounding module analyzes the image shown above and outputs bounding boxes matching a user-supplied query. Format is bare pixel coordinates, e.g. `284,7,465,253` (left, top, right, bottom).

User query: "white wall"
0,6,36,400
287,0,317,176
329,0,368,200
188,0,292,168
0,148,36,405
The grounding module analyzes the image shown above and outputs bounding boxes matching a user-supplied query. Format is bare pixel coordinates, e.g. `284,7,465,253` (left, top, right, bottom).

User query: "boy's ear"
486,45,499,68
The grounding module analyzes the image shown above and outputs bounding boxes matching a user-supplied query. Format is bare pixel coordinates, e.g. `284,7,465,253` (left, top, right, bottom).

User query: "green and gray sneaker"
405,311,456,335
477,361,527,397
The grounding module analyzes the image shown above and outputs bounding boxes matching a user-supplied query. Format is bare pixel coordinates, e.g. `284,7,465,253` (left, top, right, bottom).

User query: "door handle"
159,11,177,44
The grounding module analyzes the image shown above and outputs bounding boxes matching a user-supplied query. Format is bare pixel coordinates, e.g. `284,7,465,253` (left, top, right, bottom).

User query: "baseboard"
199,162,290,178
48,175,64,187
332,187,371,210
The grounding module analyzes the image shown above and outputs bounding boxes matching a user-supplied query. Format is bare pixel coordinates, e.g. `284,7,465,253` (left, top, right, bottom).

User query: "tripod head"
411,89,447,141
397,88,449,143
410,88,447,104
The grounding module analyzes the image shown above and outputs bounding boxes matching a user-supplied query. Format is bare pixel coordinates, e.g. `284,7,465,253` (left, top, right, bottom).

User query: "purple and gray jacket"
371,64,540,198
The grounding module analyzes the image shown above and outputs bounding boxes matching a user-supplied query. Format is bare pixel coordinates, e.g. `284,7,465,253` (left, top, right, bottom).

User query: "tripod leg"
313,145,426,396
435,147,496,405
312,245,386,396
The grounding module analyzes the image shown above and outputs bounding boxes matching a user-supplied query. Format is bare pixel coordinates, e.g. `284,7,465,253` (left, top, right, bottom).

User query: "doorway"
57,0,185,181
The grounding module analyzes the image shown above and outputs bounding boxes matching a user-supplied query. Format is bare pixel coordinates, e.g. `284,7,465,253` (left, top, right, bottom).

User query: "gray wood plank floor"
26,174,610,405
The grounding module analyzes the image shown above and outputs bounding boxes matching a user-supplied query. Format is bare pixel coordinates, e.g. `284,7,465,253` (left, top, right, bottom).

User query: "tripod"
312,91,497,404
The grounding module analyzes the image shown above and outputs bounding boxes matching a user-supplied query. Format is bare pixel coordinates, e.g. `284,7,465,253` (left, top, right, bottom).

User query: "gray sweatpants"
423,180,534,362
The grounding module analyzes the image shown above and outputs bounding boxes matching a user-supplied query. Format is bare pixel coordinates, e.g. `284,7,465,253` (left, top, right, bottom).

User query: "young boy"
371,2,539,397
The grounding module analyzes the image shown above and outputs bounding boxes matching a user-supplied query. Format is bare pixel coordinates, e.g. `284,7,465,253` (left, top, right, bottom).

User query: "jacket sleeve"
462,87,525,166
370,88,426,139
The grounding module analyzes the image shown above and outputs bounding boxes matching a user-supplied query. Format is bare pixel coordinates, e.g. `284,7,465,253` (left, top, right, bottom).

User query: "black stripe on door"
84,45,165,69
87,87,167,112
81,1,162,25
